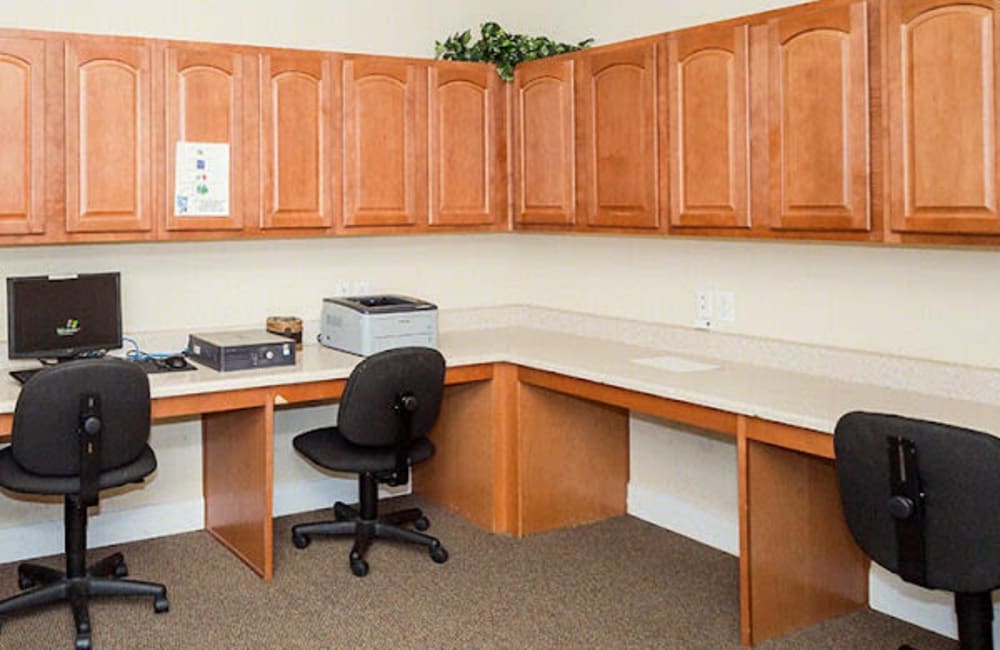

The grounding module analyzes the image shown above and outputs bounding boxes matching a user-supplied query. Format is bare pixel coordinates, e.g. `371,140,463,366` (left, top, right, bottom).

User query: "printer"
319,295,437,356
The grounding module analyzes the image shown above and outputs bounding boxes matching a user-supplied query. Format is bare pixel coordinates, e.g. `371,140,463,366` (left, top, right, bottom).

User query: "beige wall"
490,0,802,43
0,0,490,56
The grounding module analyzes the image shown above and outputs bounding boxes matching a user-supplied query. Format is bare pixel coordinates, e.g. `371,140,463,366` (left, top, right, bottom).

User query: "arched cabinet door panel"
886,0,1000,235
260,51,336,230
513,57,576,227
0,37,46,237
767,1,870,232
668,24,750,230
428,61,505,228
164,46,249,232
65,39,153,234
342,57,427,229
578,40,661,230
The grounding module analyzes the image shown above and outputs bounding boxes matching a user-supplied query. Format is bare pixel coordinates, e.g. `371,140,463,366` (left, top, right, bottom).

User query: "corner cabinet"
341,56,427,230
763,1,871,235
163,45,252,234
259,51,338,231
512,57,577,227
666,24,751,232
577,39,662,230
885,0,1000,239
428,62,506,229
65,38,154,236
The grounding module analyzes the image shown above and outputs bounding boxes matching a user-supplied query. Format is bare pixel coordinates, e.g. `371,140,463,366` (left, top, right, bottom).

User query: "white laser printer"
319,295,437,356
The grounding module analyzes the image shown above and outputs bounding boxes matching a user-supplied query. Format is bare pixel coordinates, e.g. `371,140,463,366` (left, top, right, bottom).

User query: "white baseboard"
0,499,204,564
271,476,412,517
869,564,1000,641
0,478,415,565
627,483,739,556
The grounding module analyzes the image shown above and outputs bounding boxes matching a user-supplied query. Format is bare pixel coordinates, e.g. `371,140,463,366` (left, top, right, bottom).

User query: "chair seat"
293,427,435,474
0,445,156,495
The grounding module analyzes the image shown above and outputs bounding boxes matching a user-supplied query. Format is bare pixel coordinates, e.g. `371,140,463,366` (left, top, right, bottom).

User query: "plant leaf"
433,21,594,81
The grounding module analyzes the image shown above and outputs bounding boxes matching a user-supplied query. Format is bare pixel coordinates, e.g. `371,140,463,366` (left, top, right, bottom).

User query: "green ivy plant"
435,22,594,82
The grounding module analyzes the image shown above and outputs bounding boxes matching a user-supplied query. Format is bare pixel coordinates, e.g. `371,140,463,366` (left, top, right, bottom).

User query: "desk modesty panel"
1,325,998,646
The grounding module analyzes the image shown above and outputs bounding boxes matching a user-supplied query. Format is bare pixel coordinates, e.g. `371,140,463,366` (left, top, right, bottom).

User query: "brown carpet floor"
0,497,956,649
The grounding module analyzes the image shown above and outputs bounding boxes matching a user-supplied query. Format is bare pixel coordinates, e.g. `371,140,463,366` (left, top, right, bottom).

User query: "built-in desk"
2,324,998,646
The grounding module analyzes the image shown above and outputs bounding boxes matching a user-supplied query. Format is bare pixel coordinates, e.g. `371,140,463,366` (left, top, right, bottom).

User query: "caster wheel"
113,563,129,578
350,557,369,577
17,576,34,590
75,634,92,650
292,533,311,549
414,516,430,531
154,596,170,614
430,544,448,564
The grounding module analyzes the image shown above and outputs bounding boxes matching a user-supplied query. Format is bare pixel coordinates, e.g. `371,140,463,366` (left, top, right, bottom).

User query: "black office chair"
291,346,449,577
0,359,168,650
834,411,1000,650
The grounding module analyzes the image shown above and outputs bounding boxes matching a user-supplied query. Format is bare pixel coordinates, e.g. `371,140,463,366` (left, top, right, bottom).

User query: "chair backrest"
834,411,1000,594
337,347,445,447
11,358,151,477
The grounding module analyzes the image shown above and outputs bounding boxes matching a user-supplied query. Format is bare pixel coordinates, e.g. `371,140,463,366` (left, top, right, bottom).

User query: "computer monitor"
6,272,123,361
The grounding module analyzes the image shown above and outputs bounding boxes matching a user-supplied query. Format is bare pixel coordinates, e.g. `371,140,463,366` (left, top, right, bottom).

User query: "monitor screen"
6,273,123,360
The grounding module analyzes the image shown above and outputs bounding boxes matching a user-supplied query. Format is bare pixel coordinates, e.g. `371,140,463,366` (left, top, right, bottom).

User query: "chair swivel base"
0,551,168,650
292,500,448,577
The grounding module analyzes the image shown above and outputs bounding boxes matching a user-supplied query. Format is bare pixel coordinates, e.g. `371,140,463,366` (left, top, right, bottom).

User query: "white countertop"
3,321,999,437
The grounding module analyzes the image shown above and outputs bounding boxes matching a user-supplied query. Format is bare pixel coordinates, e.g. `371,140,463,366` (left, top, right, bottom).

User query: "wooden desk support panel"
517,383,629,536
413,380,497,530
740,418,868,645
202,404,274,580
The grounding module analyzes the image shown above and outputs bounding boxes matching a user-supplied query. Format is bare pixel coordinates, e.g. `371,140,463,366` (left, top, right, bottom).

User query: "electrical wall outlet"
695,290,713,329
334,280,350,296
696,291,713,320
716,291,735,323
352,280,371,295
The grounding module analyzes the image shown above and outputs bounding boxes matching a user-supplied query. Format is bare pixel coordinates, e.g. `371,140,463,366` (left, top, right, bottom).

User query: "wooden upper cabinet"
766,1,870,232
513,57,576,227
65,39,153,234
260,51,336,230
0,37,46,236
886,0,1000,235
164,46,249,232
428,62,506,228
578,40,660,230
342,57,427,229
668,25,750,230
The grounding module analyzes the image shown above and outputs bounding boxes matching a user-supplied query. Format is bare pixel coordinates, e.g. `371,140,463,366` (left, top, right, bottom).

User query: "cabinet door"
165,46,248,232
260,51,335,230
0,37,46,236
668,25,750,230
342,57,427,229
513,57,576,226
887,0,1000,235
65,39,153,234
428,62,505,227
579,40,660,229
767,1,870,232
